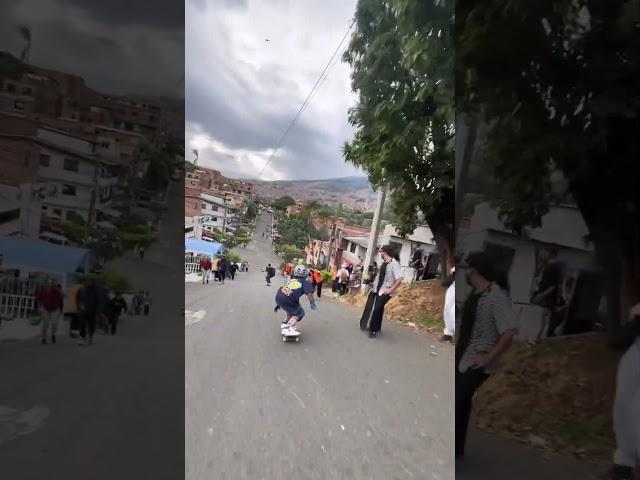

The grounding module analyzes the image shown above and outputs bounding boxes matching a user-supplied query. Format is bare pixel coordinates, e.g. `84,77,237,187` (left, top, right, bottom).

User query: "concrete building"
456,201,597,341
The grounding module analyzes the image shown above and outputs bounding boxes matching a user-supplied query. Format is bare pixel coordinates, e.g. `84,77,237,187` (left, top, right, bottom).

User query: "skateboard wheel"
295,337,300,342
282,336,286,342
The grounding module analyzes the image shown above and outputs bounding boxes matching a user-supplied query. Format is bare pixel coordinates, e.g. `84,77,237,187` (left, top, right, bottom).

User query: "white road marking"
0,405,50,446
290,391,306,409
184,309,206,327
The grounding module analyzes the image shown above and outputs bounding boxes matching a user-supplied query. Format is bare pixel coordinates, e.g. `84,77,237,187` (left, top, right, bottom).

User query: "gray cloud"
0,0,183,97
186,0,362,181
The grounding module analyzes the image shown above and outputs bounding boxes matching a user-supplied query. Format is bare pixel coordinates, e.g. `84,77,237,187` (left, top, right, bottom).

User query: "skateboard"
281,324,301,343
359,291,376,330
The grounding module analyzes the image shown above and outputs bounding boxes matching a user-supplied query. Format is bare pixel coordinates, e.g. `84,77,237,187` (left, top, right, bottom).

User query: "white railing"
0,277,43,320
185,254,207,274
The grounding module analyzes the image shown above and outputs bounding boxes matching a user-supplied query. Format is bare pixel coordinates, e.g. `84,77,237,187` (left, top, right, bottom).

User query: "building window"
22,87,32,95
40,154,51,167
349,242,357,254
53,208,62,216
62,184,77,196
149,115,155,121
6,83,16,92
23,150,30,167
14,101,25,111
211,217,218,222
63,158,80,172
211,205,218,211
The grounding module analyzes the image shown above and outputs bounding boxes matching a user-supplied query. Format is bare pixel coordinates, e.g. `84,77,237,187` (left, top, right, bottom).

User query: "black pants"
80,312,97,339
455,366,490,457
220,271,226,284
360,291,391,333
339,282,348,295
230,270,235,280
266,274,272,285
144,305,150,316
546,308,565,337
108,315,119,335
317,283,322,298
69,314,80,333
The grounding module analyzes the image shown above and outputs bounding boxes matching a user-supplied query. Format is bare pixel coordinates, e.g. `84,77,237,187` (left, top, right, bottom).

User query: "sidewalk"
0,317,41,341
457,428,603,479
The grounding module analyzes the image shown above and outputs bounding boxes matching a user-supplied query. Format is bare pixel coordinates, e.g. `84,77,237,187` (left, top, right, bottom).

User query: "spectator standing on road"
441,262,456,343
311,268,324,298
106,292,127,336
229,261,239,280
607,303,640,480
359,246,403,338
77,278,102,346
36,278,64,345
219,257,229,284
139,245,145,260
143,291,151,316
531,247,566,338
212,255,221,282
455,252,516,461
337,264,350,296
67,283,81,337
200,256,212,284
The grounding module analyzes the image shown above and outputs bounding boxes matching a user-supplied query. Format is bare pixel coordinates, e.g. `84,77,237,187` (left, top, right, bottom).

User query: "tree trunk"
572,184,640,347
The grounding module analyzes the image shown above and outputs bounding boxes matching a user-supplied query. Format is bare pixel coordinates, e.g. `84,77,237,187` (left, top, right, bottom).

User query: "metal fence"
0,277,44,320
185,254,206,274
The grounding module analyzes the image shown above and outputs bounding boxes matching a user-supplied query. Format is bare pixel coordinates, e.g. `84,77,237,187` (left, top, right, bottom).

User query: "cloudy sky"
186,0,364,181
0,0,184,98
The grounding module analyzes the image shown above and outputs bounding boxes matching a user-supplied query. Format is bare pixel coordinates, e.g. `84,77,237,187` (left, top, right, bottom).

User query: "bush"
95,268,133,293
227,252,241,263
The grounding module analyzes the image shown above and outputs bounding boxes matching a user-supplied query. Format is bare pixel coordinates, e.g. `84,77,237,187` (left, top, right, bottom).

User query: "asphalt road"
185,213,455,480
0,182,185,480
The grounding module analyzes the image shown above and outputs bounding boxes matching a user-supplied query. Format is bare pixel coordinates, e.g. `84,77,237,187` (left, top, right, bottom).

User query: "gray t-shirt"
374,259,403,296
456,283,516,373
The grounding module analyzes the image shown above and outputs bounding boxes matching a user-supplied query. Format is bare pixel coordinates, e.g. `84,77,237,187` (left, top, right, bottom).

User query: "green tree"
226,252,241,263
278,215,310,249
95,268,133,293
458,0,640,340
343,0,454,266
245,202,258,220
279,244,304,265
272,196,296,211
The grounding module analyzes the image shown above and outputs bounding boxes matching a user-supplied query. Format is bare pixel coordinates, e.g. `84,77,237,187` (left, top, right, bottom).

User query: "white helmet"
293,265,309,278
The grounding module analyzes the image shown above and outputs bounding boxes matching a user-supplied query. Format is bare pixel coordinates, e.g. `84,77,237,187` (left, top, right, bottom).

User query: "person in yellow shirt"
212,255,221,282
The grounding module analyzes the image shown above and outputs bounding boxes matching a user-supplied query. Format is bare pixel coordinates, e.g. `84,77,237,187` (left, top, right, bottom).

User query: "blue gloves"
310,302,318,311
274,305,280,313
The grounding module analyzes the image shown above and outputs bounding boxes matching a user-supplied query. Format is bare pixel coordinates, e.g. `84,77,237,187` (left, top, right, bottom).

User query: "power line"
259,18,356,178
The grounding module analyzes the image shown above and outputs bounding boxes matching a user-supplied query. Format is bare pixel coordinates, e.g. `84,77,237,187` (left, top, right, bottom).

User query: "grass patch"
410,312,443,332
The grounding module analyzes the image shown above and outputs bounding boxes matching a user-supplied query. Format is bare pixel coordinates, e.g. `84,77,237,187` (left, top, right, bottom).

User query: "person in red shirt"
310,268,324,298
36,278,64,345
200,256,212,284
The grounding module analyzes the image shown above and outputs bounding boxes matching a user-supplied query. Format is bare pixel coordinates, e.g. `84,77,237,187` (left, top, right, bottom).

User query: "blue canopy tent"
0,237,94,276
185,239,224,257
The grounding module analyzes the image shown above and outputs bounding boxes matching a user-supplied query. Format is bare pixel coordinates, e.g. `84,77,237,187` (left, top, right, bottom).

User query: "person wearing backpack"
265,263,276,286
337,264,350,296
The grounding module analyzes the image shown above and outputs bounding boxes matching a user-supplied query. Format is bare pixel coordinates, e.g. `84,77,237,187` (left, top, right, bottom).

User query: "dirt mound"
337,280,446,333
474,335,621,461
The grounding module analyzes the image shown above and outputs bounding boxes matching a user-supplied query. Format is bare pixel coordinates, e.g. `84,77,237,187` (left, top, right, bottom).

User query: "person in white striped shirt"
455,251,517,461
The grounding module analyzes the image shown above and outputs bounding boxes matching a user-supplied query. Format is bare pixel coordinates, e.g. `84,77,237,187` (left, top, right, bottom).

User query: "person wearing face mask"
359,244,404,338
455,251,516,461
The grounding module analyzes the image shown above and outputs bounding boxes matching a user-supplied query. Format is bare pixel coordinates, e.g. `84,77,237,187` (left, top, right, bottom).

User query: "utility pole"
87,159,100,228
361,183,386,293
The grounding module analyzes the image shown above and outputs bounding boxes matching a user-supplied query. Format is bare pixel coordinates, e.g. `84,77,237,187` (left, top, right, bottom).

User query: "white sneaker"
285,326,300,336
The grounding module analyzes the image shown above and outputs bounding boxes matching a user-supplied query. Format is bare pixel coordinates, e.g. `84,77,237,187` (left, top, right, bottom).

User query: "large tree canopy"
343,0,454,263
458,0,640,337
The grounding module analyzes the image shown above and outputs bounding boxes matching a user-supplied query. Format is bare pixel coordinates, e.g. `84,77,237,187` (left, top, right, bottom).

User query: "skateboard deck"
281,327,301,342
359,291,376,330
